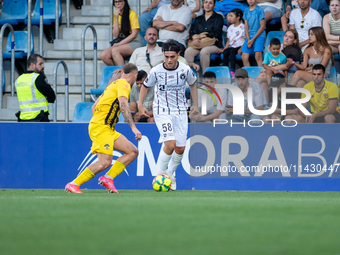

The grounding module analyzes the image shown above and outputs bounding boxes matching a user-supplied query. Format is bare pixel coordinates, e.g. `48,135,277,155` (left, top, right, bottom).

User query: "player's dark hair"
123,63,138,74
203,71,217,79
114,0,131,37
162,39,181,53
28,54,43,66
137,70,147,81
270,38,281,47
313,64,325,74
230,8,244,24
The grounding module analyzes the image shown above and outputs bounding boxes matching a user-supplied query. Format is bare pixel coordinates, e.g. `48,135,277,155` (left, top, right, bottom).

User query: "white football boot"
169,175,176,191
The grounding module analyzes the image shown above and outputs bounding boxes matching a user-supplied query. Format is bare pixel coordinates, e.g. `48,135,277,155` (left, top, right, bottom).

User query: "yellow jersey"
113,9,140,32
91,79,131,130
302,80,340,114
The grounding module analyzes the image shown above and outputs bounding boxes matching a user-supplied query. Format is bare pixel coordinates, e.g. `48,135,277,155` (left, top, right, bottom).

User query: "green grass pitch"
0,189,340,255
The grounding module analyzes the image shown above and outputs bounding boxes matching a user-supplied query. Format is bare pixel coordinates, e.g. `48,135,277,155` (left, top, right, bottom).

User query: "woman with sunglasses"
289,27,334,88
100,0,142,66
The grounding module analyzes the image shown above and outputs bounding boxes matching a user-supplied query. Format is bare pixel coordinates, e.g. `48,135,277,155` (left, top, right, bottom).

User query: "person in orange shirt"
65,63,142,193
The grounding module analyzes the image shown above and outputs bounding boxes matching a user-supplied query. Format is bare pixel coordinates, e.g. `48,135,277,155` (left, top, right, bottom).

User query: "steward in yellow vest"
15,54,55,122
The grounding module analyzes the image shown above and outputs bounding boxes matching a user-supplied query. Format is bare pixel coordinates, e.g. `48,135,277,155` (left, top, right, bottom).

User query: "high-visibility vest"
15,73,49,120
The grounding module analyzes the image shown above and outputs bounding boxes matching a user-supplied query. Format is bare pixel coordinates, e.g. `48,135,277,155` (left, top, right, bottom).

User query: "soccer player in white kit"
138,39,199,190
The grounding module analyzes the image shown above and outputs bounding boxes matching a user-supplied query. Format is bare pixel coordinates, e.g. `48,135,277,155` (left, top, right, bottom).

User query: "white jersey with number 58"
143,61,197,115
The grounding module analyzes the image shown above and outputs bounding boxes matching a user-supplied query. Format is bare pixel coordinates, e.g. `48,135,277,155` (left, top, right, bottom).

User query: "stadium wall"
0,123,340,191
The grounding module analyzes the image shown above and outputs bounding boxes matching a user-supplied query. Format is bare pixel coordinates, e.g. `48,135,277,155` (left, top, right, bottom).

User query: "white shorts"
154,114,188,147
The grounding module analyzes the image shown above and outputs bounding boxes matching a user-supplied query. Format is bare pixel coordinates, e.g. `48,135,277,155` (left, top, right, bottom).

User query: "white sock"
157,149,172,174
167,152,183,176
70,181,78,185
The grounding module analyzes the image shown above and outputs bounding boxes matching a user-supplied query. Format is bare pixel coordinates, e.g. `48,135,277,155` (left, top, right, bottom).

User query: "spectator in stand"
152,0,192,54
323,0,340,54
217,8,245,78
106,29,199,85
256,29,303,89
257,0,283,22
282,0,329,31
100,0,142,66
294,64,340,123
184,0,224,73
189,71,228,122
226,68,267,122
289,27,334,88
281,0,299,31
241,0,266,67
262,73,300,123
184,0,204,19
15,54,56,122
288,0,322,52
256,38,287,102
130,70,155,123
139,0,171,32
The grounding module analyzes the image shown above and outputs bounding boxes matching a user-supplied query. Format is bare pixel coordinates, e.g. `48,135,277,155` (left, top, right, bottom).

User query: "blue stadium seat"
329,66,338,85
24,0,62,25
263,31,285,55
73,102,125,123
72,102,94,122
139,31,147,46
205,66,231,84
90,66,123,96
3,31,34,59
0,0,28,25
242,67,263,79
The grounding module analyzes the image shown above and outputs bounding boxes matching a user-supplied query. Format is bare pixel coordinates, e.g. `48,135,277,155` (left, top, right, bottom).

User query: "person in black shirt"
184,0,224,73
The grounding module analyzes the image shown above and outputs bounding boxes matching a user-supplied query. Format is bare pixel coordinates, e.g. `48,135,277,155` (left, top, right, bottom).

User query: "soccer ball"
152,174,172,192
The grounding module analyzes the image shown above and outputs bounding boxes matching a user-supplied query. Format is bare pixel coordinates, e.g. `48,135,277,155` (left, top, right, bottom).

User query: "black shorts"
313,111,340,123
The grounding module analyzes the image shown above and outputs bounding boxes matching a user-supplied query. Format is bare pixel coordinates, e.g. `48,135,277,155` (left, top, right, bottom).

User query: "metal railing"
53,60,69,122
81,24,97,102
55,0,59,39
0,24,15,108
27,0,32,60
109,0,113,40
66,0,70,28
39,0,44,56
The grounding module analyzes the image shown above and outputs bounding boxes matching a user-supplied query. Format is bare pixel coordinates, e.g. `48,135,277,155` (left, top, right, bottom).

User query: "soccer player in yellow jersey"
65,63,142,193
295,64,340,123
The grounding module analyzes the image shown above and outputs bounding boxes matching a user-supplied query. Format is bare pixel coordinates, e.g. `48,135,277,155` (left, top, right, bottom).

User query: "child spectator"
217,8,245,78
262,38,287,100
184,0,204,19
241,0,266,67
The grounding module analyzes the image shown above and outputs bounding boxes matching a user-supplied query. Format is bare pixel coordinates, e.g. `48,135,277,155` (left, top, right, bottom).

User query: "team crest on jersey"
324,93,329,99
180,73,186,80
104,144,110,150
